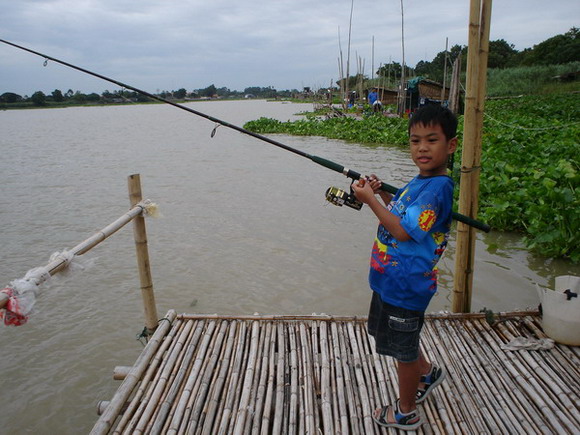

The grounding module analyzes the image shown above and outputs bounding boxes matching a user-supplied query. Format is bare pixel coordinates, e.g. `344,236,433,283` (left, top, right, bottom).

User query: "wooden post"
448,55,462,114
128,174,159,333
452,0,492,313
441,37,449,103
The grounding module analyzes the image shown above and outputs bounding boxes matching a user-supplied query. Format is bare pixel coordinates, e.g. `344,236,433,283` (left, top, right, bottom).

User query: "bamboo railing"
0,174,158,330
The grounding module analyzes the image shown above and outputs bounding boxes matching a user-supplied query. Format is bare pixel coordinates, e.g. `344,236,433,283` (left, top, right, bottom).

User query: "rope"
460,165,481,173
483,112,580,131
136,327,149,346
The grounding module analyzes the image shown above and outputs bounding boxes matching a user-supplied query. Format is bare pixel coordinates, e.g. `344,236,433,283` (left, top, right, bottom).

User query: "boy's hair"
408,104,458,141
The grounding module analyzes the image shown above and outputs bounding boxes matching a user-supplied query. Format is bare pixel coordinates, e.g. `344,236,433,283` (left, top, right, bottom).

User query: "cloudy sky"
1,0,577,96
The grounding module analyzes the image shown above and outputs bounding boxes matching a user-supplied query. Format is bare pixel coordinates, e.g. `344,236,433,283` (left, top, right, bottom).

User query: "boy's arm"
352,180,411,242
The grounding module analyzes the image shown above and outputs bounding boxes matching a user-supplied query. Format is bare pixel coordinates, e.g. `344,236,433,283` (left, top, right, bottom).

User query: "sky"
1,0,578,96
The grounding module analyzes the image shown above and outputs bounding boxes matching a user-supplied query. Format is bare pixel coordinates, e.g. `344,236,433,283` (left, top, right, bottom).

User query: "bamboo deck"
92,311,580,434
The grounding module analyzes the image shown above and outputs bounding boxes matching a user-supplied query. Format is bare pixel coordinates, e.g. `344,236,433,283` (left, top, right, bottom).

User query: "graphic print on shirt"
371,238,390,273
418,208,436,232
370,199,400,274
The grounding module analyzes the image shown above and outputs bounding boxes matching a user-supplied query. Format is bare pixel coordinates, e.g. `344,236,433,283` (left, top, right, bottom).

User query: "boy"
351,104,457,430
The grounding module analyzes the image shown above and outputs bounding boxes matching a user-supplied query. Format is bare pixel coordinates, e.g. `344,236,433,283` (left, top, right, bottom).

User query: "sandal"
416,365,447,403
372,399,423,430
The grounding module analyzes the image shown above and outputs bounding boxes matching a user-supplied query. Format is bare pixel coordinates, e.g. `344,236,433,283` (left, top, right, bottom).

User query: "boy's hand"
367,174,383,193
351,178,375,204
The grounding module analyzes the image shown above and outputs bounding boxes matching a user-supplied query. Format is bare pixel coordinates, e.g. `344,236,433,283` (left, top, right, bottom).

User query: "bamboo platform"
92,311,580,434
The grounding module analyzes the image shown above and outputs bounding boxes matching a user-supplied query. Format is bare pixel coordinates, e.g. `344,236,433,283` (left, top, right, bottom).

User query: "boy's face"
409,122,457,177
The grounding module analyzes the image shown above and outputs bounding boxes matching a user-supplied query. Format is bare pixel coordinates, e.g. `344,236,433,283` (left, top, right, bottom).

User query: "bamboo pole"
187,320,229,433
441,37,449,103
128,174,159,333
147,320,196,434
250,321,272,434
114,319,184,435
216,321,247,434
318,321,334,435
233,321,261,434
90,309,177,435
162,320,203,433
337,322,362,433
0,199,151,316
298,323,316,434
452,0,492,313
329,322,349,434
201,321,238,435
133,320,191,434
242,321,267,435
398,0,407,116
113,366,132,381
448,55,462,114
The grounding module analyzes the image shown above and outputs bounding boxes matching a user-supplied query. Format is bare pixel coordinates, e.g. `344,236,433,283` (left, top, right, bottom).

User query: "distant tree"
0,92,22,103
72,91,86,102
202,84,217,97
521,27,580,65
65,89,74,99
135,93,151,102
86,93,100,102
244,86,262,96
377,62,402,80
216,86,231,97
51,89,64,102
414,60,431,76
488,39,518,68
262,86,277,98
31,91,46,106
173,88,187,99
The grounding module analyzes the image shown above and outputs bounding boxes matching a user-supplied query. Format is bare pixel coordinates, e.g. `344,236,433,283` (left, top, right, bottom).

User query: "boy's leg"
398,350,431,412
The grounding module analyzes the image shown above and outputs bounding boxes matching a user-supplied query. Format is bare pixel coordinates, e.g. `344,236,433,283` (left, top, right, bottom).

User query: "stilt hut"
404,77,452,112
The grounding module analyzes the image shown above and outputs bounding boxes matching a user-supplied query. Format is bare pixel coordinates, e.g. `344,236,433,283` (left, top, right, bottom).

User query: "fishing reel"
325,185,363,210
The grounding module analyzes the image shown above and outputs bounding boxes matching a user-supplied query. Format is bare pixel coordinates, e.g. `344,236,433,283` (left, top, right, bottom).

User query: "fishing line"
0,38,490,232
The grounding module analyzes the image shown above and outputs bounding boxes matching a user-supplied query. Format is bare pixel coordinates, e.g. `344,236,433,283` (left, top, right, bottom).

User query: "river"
0,100,577,433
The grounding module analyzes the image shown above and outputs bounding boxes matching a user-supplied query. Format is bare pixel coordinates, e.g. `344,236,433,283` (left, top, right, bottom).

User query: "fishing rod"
0,38,490,232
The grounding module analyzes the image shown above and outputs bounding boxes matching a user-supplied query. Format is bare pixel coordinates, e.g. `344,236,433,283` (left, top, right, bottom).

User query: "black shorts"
367,291,425,362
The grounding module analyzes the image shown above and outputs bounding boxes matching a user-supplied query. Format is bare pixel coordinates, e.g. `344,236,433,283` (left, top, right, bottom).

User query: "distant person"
348,91,356,108
368,88,382,112
351,104,457,430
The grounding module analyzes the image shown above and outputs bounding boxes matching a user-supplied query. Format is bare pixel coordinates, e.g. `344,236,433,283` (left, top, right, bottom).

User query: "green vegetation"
245,114,408,144
244,93,580,263
486,62,580,96
479,94,579,262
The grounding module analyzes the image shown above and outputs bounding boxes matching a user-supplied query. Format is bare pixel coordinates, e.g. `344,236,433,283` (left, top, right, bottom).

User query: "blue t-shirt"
368,175,454,311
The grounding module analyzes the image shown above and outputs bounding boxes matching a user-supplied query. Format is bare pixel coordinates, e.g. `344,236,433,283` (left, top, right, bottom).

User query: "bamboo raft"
92,311,579,434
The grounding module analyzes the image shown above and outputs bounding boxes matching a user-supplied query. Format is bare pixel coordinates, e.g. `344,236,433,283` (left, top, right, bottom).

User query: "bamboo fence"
91,311,580,434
